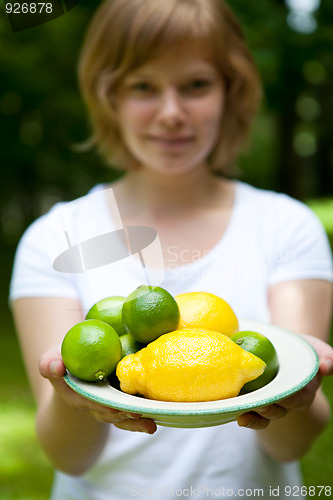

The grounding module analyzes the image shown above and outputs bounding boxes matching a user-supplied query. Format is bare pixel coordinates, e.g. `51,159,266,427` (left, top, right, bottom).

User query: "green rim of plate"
63,325,319,417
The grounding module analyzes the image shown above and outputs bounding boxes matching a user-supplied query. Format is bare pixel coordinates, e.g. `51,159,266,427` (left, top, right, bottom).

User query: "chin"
146,158,208,176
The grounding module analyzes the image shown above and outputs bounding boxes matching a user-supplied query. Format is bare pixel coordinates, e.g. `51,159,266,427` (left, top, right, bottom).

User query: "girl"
10,1,333,498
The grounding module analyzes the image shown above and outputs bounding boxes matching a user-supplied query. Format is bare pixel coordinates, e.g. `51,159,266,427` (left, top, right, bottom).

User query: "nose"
157,88,186,128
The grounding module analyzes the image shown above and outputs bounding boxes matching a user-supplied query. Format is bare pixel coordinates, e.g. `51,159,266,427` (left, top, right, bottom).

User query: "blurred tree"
229,0,333,199
0,0,109,245
314,0,333,197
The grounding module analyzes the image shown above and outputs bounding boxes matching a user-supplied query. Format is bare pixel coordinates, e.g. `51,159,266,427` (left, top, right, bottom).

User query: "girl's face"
115,42,225,175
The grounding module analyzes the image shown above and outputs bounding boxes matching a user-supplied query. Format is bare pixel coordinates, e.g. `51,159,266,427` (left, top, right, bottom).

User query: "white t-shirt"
10,181,333,500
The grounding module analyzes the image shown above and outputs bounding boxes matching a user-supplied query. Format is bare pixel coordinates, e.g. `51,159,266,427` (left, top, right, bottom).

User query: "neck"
114,165,226,217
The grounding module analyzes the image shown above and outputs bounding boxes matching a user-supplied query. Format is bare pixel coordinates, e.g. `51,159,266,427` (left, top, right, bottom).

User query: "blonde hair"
78,0,262,172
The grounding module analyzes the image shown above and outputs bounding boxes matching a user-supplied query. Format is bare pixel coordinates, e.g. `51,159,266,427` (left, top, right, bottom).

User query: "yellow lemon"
175,292,239,336
116,329,266,402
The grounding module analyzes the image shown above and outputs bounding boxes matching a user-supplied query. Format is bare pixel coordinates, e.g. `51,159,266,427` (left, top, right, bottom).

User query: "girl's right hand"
38,345,157,434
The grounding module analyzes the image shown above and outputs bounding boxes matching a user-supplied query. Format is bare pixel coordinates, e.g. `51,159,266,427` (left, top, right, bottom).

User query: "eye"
131,81,154,92
190,79,210,89
182,79,212,95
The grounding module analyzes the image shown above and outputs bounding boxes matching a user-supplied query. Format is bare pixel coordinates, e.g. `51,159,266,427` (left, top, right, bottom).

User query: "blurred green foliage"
0,316,54,500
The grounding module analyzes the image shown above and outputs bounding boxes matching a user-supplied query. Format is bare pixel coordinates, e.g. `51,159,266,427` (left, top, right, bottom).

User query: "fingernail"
238,422,247,428
125,413,141,419
238,416,252,428
50,361,58,376
322,359,333,374
238,415,253,428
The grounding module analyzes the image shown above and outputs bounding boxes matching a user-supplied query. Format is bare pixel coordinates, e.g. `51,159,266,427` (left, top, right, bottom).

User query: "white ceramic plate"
64,319,319,428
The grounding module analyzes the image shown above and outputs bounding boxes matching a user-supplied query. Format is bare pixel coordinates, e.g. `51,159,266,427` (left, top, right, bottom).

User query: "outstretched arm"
238,279,332,462
12,297,156,476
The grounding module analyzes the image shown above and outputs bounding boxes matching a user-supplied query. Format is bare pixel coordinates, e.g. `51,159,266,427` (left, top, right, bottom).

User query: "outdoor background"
0,0,332,498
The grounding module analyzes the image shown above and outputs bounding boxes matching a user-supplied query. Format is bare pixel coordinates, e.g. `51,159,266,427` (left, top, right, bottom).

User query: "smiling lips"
149,135,194,148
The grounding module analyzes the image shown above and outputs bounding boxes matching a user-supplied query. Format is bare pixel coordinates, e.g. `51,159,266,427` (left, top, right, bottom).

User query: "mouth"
148,136,194,147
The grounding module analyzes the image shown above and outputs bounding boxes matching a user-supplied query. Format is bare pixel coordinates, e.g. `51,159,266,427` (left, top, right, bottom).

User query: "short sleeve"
9,212,79,302
266,195,333,285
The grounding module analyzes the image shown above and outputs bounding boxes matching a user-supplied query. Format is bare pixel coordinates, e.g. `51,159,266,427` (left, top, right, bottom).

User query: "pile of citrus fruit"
61,286,279,402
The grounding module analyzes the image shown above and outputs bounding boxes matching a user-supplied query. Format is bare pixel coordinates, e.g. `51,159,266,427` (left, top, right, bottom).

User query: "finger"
96,410,142,422
38,347,147,425
38,351,131,417
237,412,270,430
39,348,65,379
319,359,333,376
39,354,78,403
114,418,157,434
256,404,288,420
280,375,322,411
301,334,333,377
90,410,141,424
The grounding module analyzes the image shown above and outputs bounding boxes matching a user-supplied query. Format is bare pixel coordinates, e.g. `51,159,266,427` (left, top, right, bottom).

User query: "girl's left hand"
301,333,333,376
237,333,333,430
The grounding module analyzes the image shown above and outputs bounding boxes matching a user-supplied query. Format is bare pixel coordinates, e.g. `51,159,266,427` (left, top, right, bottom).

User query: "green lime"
61,319,122,382
122,285,180,343
120,333,144,358
230,330,279,392
86,296,126,336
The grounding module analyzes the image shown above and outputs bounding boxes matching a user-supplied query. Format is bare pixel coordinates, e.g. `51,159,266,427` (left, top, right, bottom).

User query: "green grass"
307,198,333,236
0,403,54,500
301,374,333,488
303,199,333,487
0,316,54,500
